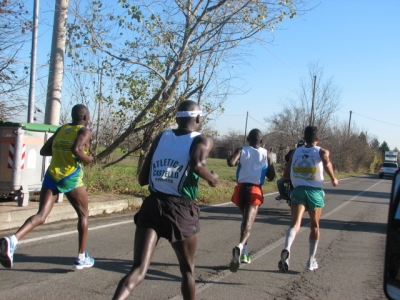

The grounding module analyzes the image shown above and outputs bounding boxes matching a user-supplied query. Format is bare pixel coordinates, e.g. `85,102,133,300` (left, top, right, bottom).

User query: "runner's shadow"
7,253,74,274
94,258,183,282
11,254,185,282
264,269,300,275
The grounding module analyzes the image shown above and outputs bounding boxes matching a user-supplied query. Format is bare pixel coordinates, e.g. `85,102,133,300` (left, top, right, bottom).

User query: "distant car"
379,162,399,178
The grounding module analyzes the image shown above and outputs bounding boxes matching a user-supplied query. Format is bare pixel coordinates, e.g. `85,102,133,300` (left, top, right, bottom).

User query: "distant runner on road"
227,129,275,272
0,104,95,270
112,100,219,300
278,125,338,273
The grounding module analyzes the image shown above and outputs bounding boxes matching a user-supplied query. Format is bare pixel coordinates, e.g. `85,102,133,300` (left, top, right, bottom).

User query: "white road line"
18,176,377,245
17,177,382,298
171,178,384,300
18,220,133,245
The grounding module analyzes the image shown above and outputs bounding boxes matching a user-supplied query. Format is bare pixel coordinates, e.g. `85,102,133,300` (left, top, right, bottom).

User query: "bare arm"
138,134,162,186
283,154,293,181
320,147,338,187
266,151,276,181
71,127,94,165
40,128,61,156
190,135,219,187
227,147,242,167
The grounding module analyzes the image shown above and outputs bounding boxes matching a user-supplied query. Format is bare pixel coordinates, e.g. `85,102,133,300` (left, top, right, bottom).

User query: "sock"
309,239,319,262
11,235,18,246
284,228,297,251
243,244,248,255
78,253,85,260
237,243,243,252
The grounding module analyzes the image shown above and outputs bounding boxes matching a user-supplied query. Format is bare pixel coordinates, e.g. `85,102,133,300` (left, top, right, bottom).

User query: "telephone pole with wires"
309,75,317,125
348,110,352,135
243,111,248,144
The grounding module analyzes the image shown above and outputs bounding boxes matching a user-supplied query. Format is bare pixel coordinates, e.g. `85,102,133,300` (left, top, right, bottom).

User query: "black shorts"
134,193,200,243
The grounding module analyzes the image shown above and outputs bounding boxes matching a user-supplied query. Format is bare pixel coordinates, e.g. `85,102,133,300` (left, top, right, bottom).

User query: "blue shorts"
291,186,325,210
42,167,84,193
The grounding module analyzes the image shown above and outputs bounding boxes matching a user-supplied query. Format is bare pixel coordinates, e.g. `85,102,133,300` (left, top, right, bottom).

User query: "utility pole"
27,0,39,123
94,69,102,155
44,0,69,125
243,111,248,145
309,75,317,126
348,110,352,135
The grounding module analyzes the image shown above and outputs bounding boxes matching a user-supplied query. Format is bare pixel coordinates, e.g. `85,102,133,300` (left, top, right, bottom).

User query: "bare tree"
63,0,308,170
298,62,342,135
265,62,342,160
0,0,32,120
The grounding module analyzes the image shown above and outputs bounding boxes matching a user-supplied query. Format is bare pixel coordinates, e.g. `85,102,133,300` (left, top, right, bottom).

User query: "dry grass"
83,154,366,204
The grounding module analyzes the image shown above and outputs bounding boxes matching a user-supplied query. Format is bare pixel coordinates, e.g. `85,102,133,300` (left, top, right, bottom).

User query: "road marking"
18,177,380,245
17,178,384,297
18,220,132,245
171,178,384,300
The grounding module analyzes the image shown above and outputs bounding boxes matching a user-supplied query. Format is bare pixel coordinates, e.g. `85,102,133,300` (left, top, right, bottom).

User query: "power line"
219,113,247,117
260,44,307,77
352,111,400,127
248,114,268,129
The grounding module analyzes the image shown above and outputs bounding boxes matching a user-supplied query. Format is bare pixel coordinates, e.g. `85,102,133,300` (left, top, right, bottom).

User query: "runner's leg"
239,203,259,245
307,207,322,266
66,186,89,253
15,188,58,240
284,203,306,250
290,203,306,232
279,203,306,272
307,207,322,240
112,227,159,300
171,234,197,300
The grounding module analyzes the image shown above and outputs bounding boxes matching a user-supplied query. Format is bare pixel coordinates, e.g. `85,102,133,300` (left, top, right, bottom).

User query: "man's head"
303,126,319,144
247,129,262,146
71,104,90,126
176,100,202,131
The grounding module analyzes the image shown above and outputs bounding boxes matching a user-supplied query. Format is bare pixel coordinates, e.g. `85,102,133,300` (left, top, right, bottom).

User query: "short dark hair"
177,100,199,114
304,126,318,144
71,104,88,121
247,128,262,143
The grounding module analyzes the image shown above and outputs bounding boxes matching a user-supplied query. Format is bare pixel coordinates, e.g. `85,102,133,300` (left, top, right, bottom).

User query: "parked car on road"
379,162,399,178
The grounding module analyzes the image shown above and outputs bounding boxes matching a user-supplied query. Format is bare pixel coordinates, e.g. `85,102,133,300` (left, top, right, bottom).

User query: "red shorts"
231,183,264,207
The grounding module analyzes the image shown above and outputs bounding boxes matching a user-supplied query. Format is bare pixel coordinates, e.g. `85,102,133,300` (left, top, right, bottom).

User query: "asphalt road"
0,175,391,300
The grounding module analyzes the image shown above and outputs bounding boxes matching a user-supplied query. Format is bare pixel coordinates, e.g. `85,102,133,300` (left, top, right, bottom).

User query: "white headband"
176,110,203,118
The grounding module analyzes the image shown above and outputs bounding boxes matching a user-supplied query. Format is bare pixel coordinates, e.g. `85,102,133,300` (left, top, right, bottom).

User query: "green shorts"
291,186,325,210
42,167,84,193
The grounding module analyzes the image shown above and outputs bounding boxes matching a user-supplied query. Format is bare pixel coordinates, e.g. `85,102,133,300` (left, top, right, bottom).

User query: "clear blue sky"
215,0,400,150
26,1,399,150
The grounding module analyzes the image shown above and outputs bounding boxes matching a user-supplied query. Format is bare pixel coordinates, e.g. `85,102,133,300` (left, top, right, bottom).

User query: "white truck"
379,151,399,178
385,151,398,163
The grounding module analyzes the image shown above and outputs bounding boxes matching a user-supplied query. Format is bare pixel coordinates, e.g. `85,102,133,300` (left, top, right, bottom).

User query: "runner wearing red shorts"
227,129,275,272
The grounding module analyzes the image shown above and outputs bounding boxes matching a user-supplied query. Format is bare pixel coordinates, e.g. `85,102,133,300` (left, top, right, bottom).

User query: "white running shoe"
0,237,17,269
73,252,95,270
306,259,318,271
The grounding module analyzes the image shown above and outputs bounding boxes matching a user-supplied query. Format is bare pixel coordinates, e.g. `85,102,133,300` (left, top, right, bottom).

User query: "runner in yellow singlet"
0,104,95,270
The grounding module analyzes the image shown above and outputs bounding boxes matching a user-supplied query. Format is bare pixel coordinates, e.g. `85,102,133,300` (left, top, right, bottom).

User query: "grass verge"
83,157,367,205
